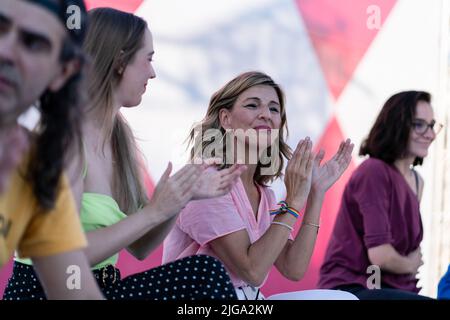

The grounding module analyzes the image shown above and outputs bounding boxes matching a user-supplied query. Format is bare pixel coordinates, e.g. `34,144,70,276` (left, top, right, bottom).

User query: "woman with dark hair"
4,7,244,301
318,91,442,299
0,0,103,299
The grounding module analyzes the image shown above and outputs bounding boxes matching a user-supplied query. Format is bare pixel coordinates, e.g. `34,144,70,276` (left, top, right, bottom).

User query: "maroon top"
318,158,423,293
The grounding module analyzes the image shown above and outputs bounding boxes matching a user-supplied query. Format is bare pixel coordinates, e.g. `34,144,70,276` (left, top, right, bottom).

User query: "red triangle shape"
85,0,143,13
295,0,397,101
303,116,357,288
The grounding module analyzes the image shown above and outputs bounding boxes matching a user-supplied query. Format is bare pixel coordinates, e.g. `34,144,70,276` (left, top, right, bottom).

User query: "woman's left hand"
191,159,247,200
311,139,354,194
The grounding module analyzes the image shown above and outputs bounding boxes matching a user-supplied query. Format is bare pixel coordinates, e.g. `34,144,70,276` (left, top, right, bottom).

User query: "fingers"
343,142,354,166
166,164,203,200
219,163,246,178
286,139,304,172
152,162,172,195
218,166,247,194
178,165,203,190
338,139,345,155
291,138,307,170
332,139,353,166
219,164,246,189
235,164,247,176
215,185,234,196
305,146,315,175
287,137,314,176
159,162,172,183
332,141,345,163
171,163,194,181
179,169,202,202
338,139,354,167
201,157,223,168
292,139,305,159
295,138,312,174
314,149,325,167
151,163,202,214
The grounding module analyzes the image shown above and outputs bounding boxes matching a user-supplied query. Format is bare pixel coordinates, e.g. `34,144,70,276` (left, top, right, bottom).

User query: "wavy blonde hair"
188,71,292,186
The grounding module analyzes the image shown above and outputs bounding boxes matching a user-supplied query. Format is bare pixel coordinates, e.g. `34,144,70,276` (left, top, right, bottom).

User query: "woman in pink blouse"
163,71,355,300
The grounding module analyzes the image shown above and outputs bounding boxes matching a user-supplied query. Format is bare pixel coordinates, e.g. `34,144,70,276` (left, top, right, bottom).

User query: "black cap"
27,0,88,45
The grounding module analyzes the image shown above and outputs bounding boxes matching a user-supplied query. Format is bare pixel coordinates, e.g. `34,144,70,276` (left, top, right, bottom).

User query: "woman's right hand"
284,137,314,210
148,162,203,219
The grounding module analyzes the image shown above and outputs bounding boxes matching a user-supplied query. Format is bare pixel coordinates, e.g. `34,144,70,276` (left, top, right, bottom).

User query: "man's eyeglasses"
412,119,444,136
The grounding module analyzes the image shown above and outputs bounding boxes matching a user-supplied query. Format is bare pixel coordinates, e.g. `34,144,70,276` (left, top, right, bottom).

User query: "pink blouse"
162,176,289,288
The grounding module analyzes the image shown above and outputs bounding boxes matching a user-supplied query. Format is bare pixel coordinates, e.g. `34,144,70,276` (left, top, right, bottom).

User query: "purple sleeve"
352,160,393,249
177,193,246,246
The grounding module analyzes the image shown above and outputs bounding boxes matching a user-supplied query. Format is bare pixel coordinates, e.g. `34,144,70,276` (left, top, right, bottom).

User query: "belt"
94,264,119,286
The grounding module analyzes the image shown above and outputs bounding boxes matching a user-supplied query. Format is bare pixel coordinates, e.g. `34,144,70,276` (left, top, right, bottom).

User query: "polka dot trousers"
3,255,237,300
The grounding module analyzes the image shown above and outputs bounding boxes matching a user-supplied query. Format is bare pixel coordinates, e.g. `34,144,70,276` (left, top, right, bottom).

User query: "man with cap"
0,0,103,299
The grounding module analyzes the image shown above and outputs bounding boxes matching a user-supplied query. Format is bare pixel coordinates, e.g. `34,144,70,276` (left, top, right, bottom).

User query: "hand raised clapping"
149,159,246,218
284,137,314,210
149,162,203,218
311,139,353,194
191,159,246,200
284,137,353,210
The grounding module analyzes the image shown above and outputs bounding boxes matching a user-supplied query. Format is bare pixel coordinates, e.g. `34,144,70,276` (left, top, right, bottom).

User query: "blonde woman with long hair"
5,7,244,300
163,71,357,300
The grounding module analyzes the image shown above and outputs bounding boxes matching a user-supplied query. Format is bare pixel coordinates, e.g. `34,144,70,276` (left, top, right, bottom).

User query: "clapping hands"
284,137,353,210
311,139,354,194
149,159,246,218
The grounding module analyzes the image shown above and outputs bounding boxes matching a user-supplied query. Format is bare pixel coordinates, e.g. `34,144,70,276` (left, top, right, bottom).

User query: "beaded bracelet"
270,201,300,219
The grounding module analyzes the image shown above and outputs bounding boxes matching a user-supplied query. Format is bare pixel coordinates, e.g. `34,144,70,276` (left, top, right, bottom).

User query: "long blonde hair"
188,71,292,186
83,8,148,214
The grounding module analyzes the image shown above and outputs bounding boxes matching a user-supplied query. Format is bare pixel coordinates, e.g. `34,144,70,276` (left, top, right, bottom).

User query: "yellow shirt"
0,160,87,267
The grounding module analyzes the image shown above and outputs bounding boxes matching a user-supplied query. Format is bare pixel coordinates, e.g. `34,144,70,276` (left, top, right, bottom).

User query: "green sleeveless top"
79,193,127,269
16,143,127,270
